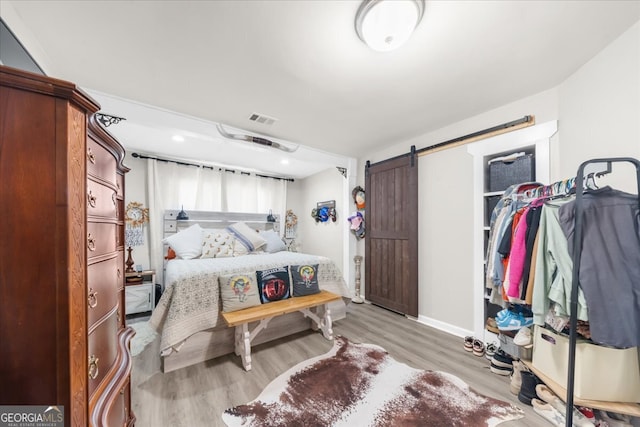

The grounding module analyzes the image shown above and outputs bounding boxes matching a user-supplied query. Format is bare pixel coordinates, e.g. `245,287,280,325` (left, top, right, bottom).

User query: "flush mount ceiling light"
216,124,298,153
355,0,425,52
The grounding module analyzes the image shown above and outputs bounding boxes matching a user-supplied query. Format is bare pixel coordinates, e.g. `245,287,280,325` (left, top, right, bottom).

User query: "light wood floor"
131,303,548,426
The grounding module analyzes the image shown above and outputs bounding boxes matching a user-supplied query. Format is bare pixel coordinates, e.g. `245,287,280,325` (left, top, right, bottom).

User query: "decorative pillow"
226,222,267,252
290,264,320,296
256,267,291,303
219,272,262,312
259,229,286,253
165,247,177,260
201,229,234,259
161,224,203,259
232,243,249,257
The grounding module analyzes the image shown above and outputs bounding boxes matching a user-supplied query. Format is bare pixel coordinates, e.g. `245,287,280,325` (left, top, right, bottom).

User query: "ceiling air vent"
249,112,278,126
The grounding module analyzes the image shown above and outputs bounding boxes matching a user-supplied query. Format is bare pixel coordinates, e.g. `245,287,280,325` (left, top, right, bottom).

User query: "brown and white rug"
223,337,524,426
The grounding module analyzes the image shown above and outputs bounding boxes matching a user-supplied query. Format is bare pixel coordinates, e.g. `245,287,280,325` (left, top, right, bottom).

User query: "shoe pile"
532,384,596,426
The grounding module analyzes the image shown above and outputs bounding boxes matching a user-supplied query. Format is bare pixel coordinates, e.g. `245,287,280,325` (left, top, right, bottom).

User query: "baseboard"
416,315,474,339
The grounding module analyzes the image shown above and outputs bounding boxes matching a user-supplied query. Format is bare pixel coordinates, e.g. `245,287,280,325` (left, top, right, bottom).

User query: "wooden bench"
222,290,342,371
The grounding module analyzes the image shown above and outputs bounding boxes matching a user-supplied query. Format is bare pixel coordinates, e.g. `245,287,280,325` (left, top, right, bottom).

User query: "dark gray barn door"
365,153,418,317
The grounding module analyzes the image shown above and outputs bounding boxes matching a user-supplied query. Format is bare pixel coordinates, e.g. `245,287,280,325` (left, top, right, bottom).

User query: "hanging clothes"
559,186,640,348
531,198,589,325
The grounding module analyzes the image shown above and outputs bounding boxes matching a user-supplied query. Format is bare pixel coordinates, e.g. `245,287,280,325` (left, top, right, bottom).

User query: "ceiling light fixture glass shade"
355,0,425,52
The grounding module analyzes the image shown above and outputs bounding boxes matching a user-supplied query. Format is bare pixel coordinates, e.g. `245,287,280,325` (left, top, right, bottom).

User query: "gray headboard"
163,210,280,238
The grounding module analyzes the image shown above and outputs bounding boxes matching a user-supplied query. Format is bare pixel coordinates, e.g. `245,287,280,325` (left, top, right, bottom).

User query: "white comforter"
149,252,351,355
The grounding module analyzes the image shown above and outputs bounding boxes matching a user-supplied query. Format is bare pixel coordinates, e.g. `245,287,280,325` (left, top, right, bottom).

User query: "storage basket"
489,154,535,192
532,325,640,402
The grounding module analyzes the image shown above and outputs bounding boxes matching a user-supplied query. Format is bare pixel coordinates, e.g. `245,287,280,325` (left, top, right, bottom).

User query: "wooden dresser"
0,65,135,426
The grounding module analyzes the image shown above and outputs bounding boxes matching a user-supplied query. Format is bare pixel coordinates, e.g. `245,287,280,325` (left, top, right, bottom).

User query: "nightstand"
125,270,156,315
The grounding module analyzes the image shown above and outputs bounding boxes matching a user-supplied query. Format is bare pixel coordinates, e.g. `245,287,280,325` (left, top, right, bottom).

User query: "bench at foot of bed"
221,290,342,371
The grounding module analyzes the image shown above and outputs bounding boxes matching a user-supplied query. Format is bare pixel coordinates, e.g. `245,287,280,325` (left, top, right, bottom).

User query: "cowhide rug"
222,336,524,426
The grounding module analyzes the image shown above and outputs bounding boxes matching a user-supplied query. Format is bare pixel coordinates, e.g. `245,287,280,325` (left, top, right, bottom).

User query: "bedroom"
1,1,639,426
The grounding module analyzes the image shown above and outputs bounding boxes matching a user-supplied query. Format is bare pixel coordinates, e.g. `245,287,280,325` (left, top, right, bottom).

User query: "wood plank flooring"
131,303,547,426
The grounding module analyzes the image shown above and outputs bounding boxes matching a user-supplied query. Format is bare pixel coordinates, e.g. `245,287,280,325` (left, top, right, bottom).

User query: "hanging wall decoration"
352,186,365,210
348,211,365,239
284,209,298,239
312,200,336,223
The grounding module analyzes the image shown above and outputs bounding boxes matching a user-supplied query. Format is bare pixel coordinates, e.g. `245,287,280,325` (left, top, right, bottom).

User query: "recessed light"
280,159,290,165
172,135,185,142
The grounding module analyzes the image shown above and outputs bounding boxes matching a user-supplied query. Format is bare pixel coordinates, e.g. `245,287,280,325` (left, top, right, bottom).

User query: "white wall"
360,20,640,335
557,20,640,191
123,153,151,270
287,167,347,275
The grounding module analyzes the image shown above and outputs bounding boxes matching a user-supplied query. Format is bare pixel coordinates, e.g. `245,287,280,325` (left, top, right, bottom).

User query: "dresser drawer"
87,137,117,185
87,222,117,259
87,179,117,219
88,256,122,328
88,308,119,397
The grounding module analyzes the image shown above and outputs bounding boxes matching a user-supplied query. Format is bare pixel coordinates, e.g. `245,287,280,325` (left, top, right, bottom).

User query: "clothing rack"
565,157,640,426
517,173,600,201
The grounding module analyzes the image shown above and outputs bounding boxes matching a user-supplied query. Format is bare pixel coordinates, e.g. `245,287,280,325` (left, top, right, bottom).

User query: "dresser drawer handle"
117,268,122,278
87,191,97,208
112,192,117,206
87,234,96,251
88,355,99,380
117,309,121,325
87,147,96,164
88,288,98,308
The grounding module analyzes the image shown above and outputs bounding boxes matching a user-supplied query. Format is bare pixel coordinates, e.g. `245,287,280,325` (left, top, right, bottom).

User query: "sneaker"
497,311,533,331
495,308,511,322
472,339,485,357
464,336,474,352
510,360,530,395
514,326,533,347
532,398,566,426
485,343,497,360
491,349,514,369
490,362,513,376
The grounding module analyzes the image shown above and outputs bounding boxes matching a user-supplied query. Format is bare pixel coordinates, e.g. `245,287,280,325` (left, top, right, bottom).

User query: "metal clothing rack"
565,157,640,426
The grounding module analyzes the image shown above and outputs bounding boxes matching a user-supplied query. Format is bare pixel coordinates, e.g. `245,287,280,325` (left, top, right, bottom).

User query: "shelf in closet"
521,361,640,417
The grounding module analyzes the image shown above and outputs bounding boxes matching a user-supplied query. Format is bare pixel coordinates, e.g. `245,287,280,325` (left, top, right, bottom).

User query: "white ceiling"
3,0,640,178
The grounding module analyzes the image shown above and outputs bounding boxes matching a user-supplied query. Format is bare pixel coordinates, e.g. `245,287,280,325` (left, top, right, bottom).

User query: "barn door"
365,151,418,317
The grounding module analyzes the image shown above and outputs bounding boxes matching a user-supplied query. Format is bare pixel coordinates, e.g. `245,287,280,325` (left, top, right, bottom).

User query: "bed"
149,210,351,372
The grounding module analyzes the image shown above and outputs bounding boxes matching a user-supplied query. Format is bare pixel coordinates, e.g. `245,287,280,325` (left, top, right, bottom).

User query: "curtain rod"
131,152,295,182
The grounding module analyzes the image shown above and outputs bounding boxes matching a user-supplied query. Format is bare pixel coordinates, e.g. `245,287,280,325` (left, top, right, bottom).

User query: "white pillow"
226,222,267,252
259,229,286,253
162,224,203,260
201,229,234,259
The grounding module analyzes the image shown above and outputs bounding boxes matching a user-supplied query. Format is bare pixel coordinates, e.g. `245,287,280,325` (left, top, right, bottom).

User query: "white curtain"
147,159,287,283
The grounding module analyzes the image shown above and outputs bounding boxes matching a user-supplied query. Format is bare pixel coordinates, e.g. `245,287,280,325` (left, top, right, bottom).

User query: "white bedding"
149,252,351,355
